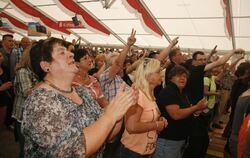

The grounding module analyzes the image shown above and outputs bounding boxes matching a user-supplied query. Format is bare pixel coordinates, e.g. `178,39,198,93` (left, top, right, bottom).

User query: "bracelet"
155,121,159,129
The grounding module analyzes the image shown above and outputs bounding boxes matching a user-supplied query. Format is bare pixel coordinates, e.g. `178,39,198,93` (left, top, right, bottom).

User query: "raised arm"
93,62,106,80
206,45,217,63
125,51,147,74
204,48,245,71
229,54,245,72
108,29,136,80
155,37,178,61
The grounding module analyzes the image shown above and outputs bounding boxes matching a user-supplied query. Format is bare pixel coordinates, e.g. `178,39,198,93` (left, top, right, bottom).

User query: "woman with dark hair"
22,37,138,158
154,65,207,158
73,48,108,108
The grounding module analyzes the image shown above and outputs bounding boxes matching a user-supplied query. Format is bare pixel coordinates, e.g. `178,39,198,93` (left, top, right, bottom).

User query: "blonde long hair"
15,46,32,71
134,58,160,100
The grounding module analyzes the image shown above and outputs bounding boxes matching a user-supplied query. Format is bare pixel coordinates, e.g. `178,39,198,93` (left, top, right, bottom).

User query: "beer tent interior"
0,0,250,54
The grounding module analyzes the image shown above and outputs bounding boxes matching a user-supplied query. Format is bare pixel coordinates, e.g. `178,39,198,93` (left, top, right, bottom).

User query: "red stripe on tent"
126,0,163,36
58,0,110,35
0,12,27,31
223,0,232,37
0,28,14,34
10,0,70,35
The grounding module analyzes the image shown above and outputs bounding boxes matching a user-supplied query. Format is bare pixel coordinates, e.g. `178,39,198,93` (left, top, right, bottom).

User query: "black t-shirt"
157,82,193,140
185,64,206,104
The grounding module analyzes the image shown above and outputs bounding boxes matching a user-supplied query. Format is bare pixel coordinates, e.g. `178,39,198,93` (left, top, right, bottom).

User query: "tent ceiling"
0,0,250,52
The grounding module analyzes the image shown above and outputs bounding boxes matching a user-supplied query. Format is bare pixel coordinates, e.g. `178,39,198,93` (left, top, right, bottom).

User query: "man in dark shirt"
0,34,14,128
0,34,14,71
182,49,245,158
164,48,185,84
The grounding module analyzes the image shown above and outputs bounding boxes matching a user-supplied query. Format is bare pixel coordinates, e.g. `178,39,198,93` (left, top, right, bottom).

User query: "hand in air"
127,29,136,47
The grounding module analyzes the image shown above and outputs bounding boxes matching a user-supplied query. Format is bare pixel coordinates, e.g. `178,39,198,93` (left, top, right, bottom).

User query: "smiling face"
48,43,78,76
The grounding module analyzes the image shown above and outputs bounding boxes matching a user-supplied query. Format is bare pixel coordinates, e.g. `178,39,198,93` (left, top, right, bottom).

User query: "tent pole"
228,0,236,49
138,0,172,43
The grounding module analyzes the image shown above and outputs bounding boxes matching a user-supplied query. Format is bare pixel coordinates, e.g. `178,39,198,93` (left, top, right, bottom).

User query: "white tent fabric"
0,0,249,52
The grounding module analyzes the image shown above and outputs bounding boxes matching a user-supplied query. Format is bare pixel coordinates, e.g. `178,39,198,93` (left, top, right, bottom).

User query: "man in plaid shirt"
10,37,31,80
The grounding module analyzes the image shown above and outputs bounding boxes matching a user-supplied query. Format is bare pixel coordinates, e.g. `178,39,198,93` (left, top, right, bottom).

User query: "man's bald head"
20,37,31,50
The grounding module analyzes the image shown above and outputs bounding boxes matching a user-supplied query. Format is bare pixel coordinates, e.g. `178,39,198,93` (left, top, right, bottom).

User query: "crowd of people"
0,30,250,158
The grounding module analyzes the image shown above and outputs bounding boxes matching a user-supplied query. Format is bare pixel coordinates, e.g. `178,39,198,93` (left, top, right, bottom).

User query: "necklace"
44,80,73,94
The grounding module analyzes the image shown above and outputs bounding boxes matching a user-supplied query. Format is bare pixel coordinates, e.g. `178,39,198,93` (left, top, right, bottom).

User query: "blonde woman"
12,45,40,158
120,58,168,158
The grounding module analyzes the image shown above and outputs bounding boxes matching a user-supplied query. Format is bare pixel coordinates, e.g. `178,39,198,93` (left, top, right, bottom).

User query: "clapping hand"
106,83,138,122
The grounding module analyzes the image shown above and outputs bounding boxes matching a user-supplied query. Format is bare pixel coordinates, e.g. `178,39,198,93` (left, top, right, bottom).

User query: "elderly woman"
120,58,168,158
88,53,106,79
22,37,137,158
154,65,207,158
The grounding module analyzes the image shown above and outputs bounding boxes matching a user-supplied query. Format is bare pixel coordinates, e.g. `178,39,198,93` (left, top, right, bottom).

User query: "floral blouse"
22,86,104,158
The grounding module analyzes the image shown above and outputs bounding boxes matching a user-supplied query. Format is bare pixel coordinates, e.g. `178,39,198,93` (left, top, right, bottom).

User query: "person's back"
229,88,250,158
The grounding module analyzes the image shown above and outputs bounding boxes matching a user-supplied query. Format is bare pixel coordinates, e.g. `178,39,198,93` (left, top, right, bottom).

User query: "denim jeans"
153,138,186,158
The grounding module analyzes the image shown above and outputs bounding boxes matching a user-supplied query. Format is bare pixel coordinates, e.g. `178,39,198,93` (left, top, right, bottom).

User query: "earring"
46,68,49,72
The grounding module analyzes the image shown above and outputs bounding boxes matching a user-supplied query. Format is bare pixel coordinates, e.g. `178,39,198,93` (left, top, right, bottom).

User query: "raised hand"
239,53,245,60
211,45,218,55
234,48,245,54
170,37,179,47
47,31,51,38
127,29,136,47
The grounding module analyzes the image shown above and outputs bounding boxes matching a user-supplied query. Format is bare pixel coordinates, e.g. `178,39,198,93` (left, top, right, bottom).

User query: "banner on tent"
58,21,84,28
28,22,48,36
0,22,12,29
